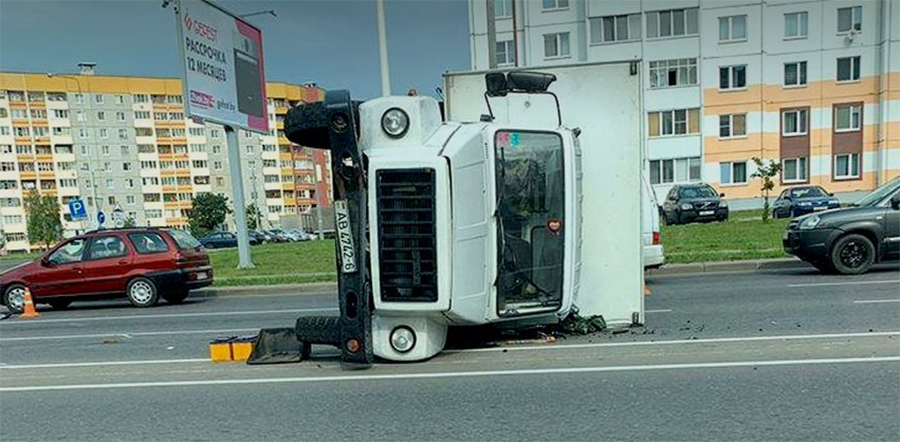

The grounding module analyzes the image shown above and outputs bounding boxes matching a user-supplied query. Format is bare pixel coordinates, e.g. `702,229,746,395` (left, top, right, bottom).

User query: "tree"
24,191,63,250
750,157,782,222
188,193,231,238
246,203,262,231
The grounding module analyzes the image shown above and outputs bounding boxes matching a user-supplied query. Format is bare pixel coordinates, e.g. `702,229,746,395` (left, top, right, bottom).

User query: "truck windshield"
494,130,565,316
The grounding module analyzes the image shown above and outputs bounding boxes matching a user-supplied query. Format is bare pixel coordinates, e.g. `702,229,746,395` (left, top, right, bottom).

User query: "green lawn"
661,210,791,264
209,240,337,286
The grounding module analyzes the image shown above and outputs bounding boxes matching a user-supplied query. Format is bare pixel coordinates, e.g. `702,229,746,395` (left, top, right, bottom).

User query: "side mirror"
828,192,834,197
719,193,725,198
891,194,900,210
41,257,53,267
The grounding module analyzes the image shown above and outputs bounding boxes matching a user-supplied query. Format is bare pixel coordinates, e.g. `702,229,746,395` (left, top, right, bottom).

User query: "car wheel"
48,300,72,310
3,284,28,314
830,234,876,275
162,290,189,304
772,209,781,219
126,277,159,308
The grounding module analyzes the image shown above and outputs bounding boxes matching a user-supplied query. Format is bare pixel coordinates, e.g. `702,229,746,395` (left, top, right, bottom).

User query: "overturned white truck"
286,61,644,365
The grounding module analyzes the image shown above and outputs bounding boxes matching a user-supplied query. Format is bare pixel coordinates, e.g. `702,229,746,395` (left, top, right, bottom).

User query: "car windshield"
680,186,717,199
166,229,201,250
791,187,828,198
854,176,900,207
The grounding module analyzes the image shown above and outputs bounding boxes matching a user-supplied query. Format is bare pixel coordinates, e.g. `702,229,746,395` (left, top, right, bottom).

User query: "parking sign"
68,199,87,220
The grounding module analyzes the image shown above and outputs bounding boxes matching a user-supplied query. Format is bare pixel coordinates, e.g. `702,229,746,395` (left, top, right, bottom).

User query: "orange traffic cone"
20,288,40,319
643,278,652,298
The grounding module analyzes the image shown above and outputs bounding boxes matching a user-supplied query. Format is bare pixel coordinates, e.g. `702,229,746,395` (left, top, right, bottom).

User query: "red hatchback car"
0,228,213,313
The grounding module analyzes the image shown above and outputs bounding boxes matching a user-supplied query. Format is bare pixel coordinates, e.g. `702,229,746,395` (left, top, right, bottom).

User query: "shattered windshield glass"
494,131,565,317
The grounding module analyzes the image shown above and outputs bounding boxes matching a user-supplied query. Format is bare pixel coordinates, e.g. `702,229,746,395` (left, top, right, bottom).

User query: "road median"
647,257,811,277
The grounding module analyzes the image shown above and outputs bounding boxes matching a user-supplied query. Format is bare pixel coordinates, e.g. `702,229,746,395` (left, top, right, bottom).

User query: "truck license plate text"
334,200,358,273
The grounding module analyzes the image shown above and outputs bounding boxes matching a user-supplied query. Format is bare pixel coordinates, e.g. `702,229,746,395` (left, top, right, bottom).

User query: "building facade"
469,0,900,204
0,71,331,252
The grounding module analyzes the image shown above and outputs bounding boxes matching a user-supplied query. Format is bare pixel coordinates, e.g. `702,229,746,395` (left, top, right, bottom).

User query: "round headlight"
680,203,693,211
389,326,416,353
381,108,410,138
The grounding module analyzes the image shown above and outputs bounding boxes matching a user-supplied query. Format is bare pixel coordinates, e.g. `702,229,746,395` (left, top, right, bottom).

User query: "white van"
643,175,665,269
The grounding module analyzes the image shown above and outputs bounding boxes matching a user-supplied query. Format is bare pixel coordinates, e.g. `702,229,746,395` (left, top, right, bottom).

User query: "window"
495,41,515,66
144,193,161,203
212,146,221,154
782,109,809,136
133,94,149,103
719,114,747,138
145,209,162,218
142,177,159,186
97,111,106,121
134,111,150,120
782,157,808,183
541,0,568,10
719,15,747,42
720,161,748,184
649,157,701,184
210,129,220,139
123,162,133,171
646,8,698,39
59,179,77,188
189,128,205,137
128,232,169,254
87,236,128,260
649,58,697,88
126,178,135,188
214,161,223,170
47,238,87,264
14,127,30,137
138,144,155,153
140,160,158,169
192,160,208,169
30,109,47,119
78,128,89,139
116,112,126,122
784,61,808,87
105,178,115,189
169,112,184,120
99,128,108,139
74,94,84,104
116,95,125,104
837,6,862,33
94,94,104,104
591,13,641,44
216,177,225,187
135,127,153,137
167,95,183,104
0,127,8,136
784,12,808,39
52,109,69,119
32,127,48,138
837,56,861,82
835,104,862,132
719,65,747,90
647,109,700,137
493,0,512,18
834,153,860,179
118,128,129,140
543,32,570,58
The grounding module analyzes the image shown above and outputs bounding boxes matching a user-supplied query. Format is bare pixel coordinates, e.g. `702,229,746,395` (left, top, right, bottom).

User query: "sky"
0,0,471,100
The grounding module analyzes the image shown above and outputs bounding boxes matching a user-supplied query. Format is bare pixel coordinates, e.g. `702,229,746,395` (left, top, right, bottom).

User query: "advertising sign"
175,0,269,133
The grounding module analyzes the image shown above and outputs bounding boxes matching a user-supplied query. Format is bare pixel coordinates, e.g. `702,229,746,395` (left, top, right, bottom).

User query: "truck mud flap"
246,328,310,365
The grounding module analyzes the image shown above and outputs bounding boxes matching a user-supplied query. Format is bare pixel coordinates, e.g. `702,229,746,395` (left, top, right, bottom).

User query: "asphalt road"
1,267,898,441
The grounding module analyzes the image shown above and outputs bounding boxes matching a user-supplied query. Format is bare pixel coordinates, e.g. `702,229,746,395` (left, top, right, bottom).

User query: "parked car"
287,229,312,242
199,232,238,249
661,183,729,225
783,176,900,274
642,175,664,269
773,186,841,218
248,230,266,245
266,230,289,243
0,228,212,313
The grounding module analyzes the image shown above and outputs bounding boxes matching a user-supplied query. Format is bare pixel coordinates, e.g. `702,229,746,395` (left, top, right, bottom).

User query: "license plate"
699,210,714,216
334,200,358,273
782,231,789,240
813,206,827,211
195,272,208,280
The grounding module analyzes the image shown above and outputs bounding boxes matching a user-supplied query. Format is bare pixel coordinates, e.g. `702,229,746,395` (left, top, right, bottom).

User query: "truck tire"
295,316,341,345
830,234,875,275
126,277,159,308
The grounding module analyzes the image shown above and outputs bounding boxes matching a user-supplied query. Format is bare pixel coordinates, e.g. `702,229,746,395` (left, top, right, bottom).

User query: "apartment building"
469,0,899,204
0,70,331,252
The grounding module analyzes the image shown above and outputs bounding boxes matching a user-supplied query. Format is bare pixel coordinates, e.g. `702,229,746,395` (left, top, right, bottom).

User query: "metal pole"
486,0,497,69
376,0,391,96
226,125,254,268
315,162,324,240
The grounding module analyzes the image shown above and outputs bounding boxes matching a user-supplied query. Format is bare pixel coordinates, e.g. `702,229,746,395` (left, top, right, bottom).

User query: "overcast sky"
0,0,471,100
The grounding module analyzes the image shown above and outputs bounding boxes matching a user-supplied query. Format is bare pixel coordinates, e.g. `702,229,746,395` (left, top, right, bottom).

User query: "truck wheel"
830,234,875,275
162,290,189,304
126,277,159,308
3,284,27,314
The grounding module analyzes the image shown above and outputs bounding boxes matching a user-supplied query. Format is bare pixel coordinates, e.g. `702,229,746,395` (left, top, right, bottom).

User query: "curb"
193,282,337,298
647,258,811,277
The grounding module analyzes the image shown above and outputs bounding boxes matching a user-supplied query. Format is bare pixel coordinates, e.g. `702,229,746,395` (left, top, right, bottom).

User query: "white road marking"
445,331,900,354
2,356,897,392
0,307,338,325
0,328,261,343
787,280,899,288
645,309,672,313
853,299,900,304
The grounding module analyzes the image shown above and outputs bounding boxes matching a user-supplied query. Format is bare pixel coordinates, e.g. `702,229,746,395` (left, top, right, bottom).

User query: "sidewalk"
199,258,814,298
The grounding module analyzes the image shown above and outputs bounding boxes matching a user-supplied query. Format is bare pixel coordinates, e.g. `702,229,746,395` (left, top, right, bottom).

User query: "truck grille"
376,169,438,302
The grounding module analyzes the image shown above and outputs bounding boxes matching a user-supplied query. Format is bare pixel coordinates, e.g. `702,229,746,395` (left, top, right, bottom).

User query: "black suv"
661,184,729,225
783,176,900,274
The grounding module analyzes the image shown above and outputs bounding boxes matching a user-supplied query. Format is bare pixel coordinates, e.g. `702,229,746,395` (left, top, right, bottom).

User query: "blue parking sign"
97,211,106,226
68,199,87,220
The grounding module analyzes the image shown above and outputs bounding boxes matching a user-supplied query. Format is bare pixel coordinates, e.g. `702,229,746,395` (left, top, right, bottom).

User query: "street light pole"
376,0,391,96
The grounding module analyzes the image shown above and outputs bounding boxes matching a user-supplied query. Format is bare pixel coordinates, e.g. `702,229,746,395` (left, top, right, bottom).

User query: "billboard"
175,0,269,133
